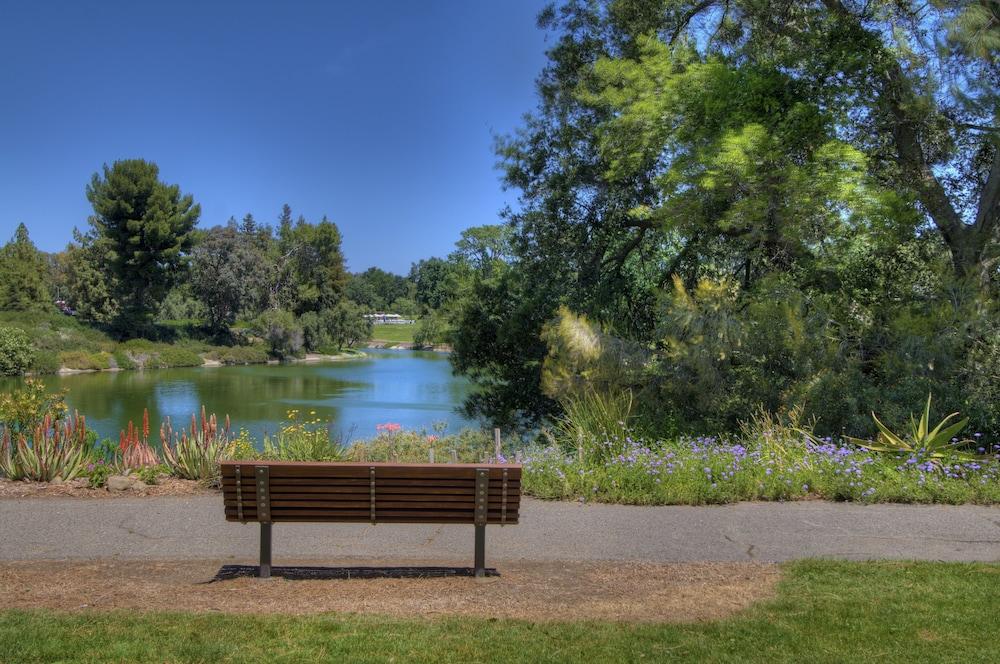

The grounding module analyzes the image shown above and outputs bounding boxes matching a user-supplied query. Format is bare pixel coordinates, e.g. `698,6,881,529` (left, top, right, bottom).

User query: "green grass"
0,561,997,662
371,322,416,344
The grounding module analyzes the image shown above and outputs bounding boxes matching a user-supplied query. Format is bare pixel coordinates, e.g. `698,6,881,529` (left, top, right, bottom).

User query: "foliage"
214,344,269,365
159,407,232,482
347,267,411,311
253,309,303,358
348,425,498,464
189,221,268,332
260,410,344,461
550,387,634,464
86,159,200,335
57,231,120,325
0,327,34,376
85,459,111,488
521,430,1000,506
412,312,447,348
0,412,89,482
136,465,162,485
117,411,160,470
843,396,978,463
280,215,348,315
0,224,51,312
0,378,67,434
57,351,111,371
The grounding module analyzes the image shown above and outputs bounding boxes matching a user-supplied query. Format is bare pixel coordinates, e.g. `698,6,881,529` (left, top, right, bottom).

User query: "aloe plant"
160,406,232,481
0,412,89,481
846,395,975,461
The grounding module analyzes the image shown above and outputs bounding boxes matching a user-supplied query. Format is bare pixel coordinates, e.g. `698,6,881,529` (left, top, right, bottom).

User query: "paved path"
1,497,998,563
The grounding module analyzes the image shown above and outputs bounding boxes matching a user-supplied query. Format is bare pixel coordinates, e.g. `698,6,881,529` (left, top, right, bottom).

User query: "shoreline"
50,350,365,376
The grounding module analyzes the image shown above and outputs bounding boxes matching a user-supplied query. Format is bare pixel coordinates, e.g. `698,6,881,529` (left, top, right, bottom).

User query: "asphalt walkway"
2,497,997,564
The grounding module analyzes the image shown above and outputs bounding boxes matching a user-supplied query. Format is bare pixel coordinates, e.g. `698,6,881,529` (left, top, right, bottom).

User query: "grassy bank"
0,311,273,373
371,322,416,344
0,561,996,663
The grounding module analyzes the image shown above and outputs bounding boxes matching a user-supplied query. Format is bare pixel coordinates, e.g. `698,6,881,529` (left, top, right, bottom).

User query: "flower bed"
519,436,1000,505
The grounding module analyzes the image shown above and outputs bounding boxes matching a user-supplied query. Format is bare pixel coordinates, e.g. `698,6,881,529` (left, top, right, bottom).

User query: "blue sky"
0,0,549,274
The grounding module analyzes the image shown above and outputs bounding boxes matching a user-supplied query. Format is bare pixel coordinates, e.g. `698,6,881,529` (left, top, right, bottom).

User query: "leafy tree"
348,267,410,311
86,159,200,334
254,309,303,358
324,300,372,350
408,258,456,312
189,221,270,332
0,224,51,311
280,215,348,315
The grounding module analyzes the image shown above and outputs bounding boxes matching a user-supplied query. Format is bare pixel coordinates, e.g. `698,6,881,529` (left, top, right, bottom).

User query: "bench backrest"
221,461,521,525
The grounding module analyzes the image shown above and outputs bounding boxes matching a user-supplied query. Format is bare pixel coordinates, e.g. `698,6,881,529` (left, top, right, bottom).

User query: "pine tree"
86,159,200,335
0,223,51,311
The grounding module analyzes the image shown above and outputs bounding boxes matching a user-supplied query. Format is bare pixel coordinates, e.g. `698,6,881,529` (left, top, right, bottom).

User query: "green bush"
348,427,498,463
29,352,61,374
111,350,136,370
217,345,269,365
150,347,203,368
58,351,111,371
0,327,33,376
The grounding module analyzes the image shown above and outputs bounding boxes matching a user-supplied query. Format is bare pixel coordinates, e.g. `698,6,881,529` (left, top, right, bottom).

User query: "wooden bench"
221,461,522,578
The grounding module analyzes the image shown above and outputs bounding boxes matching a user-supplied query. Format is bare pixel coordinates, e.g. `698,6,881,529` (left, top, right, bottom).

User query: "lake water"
2,349,477,443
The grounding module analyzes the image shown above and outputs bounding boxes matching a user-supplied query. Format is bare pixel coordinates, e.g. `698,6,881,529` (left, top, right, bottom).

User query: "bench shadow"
211,565,499,582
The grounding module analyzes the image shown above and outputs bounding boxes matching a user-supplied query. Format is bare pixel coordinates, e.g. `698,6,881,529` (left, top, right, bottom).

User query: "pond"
1,349,477,444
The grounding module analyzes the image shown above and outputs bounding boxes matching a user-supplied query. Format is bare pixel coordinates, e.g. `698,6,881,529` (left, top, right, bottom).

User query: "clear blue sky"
0,0,549,274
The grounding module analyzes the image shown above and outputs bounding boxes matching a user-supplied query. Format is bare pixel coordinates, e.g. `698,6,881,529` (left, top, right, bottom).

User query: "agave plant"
0,411,89,482
846,395,976,461
118,409,160,469
160,406,232,482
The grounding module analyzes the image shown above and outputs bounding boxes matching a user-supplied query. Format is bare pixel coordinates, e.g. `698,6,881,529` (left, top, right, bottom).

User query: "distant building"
364,313,415,325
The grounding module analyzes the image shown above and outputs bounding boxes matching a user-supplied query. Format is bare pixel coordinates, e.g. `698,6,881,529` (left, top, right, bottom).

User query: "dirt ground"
0,559,780,623
0,477,214,499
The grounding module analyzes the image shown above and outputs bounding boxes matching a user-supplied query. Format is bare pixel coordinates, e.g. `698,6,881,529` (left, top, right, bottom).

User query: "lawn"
371,322,416,344
0,561,996,663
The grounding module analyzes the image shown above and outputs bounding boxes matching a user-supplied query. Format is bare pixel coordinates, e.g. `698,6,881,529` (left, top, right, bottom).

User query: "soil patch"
0,477,214,499
0,559,779,623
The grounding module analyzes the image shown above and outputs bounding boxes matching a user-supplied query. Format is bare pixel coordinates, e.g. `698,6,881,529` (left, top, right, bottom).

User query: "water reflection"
0,350,476,442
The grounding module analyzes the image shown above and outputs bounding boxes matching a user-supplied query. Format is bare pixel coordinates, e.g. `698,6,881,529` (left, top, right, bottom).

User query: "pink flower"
427,435,438,442
376,423,402,433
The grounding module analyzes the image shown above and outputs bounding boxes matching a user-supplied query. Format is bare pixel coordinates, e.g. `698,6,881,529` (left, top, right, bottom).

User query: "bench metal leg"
260,522,272,578
474,524,486,577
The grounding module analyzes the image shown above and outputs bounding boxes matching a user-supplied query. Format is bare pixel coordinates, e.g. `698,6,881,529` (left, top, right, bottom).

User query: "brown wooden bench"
221,461,522,578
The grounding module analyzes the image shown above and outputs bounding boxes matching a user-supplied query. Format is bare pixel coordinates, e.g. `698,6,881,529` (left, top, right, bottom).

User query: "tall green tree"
86,159,200,334
280,215,348,315
0,224,51,311
189,220,271,332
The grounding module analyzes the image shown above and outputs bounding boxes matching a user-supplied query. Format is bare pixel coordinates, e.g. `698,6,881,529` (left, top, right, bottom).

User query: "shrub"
29,352,61,374
254,310,303,359
551,388,634,464
0,412,89,482
260,410,343,461
160,407,232,482
86,460,111,488
151,347,203,368
0,327,33,376
348,426,496,463
58,351,111,371
217,345,269,365
111,350,136,370
0,378,68,434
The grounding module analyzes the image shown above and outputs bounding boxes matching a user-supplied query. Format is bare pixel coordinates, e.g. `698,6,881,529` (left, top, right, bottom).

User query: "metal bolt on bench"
222,461,522,578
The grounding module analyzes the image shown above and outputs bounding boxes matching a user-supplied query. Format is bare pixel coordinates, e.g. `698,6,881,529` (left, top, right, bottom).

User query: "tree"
409,258,456,312
189,221,271,332
280,215,348,315
0,224,51,311
348,267,410,311
58,229,119,325
86,159,200,334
